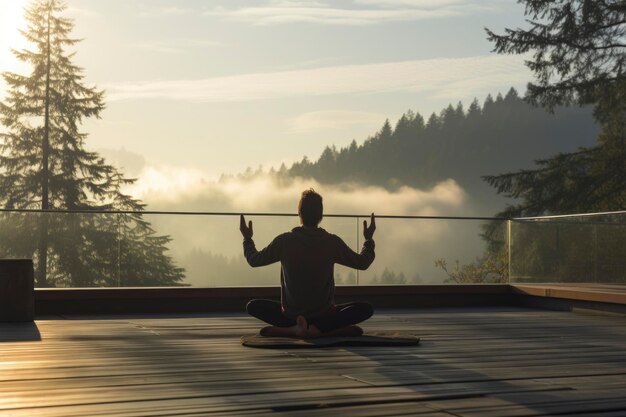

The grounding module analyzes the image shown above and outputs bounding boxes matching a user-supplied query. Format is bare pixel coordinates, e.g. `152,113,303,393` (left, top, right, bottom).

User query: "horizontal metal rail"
515,210,626,220
0,208,622,222
0,208,510,221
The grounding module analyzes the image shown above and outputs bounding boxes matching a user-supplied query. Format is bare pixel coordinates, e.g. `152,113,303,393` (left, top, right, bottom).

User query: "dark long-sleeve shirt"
243,226,375,318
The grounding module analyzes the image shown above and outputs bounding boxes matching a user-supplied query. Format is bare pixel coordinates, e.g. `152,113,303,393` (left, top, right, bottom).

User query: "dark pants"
246,299,373,333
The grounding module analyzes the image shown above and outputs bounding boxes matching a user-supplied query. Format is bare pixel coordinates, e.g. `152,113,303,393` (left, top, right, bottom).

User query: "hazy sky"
0,0,531,183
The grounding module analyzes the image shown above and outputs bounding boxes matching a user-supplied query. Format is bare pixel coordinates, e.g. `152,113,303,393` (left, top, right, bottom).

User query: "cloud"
66,7,100,18
123,166,478,285
130,41,185,55
287,110,388,132
123,163,209,198
106,54,529,103
204,0,495,26
188,39,227,48
139,6,194,17
354,0,464,7
129,39,226,54
125,165,465,216
97,147,147,178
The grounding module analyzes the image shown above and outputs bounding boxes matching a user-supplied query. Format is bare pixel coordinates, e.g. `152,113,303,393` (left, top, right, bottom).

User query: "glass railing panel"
357,218,508,285
328,216,360,286
138,214,358,287
135,213,280,287
0,211,510,288
509,212,626,283
0,211,121,288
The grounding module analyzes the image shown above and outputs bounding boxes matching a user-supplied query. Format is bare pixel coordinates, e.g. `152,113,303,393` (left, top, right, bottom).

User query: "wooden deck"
2,307,626,416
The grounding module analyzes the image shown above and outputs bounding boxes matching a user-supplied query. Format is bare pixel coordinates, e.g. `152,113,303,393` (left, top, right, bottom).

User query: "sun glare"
0,0,30,91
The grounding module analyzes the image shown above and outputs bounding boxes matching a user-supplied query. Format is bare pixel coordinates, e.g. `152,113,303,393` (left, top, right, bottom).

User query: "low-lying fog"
123,168,500,286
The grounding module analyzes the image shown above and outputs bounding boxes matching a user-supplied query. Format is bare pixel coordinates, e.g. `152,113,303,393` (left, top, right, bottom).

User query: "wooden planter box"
0,259,34,322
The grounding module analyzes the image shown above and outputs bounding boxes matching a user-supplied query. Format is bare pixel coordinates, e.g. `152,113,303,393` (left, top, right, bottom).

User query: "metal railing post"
356,216,360,286
117,213,122,287
507,219,512,283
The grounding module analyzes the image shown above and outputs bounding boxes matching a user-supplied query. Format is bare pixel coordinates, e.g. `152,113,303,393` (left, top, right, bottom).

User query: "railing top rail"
513,210,626,221
0,208,510,221
2,208,622,221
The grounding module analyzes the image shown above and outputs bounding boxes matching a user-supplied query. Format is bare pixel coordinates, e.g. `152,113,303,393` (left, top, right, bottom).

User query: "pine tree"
0,0,184,287
425,112,440,131
484,0,626,216
378,119,393,141
486,0,626,110
467,99,481,119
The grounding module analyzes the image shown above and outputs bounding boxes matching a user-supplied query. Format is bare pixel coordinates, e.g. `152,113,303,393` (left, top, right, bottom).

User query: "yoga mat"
241,332,420,348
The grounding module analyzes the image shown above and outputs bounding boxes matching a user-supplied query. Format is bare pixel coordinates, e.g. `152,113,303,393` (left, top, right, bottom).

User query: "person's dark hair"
298,189,323,227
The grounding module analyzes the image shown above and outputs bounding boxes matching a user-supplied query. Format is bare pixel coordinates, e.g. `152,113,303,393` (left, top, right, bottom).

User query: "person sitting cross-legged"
241,189,376,339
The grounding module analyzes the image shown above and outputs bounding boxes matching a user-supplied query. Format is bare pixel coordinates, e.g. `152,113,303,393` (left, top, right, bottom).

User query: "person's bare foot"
305,324,322,339
259,323,363,339
258,317,313,338
259,326,277,336
295,315,309,338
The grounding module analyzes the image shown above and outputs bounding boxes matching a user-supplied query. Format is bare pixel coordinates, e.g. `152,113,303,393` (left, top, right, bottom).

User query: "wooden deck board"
1,307,626,416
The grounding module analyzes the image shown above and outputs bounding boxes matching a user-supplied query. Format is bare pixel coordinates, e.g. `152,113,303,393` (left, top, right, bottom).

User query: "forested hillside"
280,88,598,212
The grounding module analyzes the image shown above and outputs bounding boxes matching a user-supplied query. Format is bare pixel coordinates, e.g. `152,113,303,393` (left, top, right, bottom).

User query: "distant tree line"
278,88,596,199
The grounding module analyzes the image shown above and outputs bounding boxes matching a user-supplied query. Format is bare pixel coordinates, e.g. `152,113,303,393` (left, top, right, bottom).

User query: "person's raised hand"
363,213,376,241
240,214,253,240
